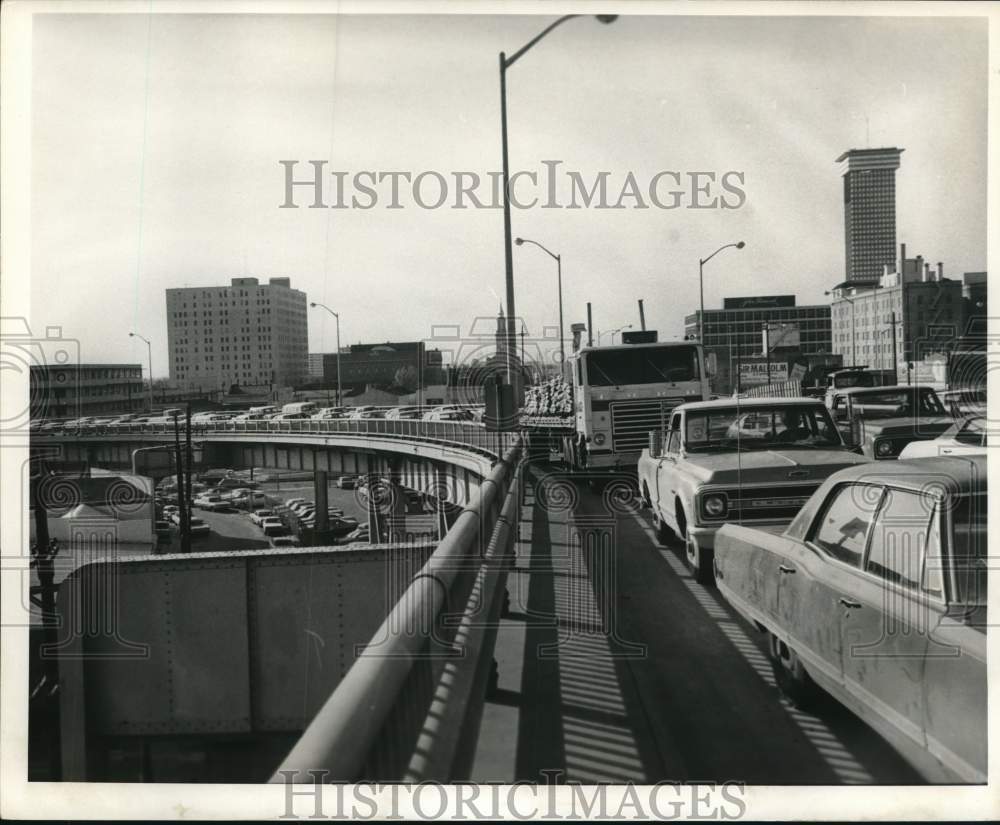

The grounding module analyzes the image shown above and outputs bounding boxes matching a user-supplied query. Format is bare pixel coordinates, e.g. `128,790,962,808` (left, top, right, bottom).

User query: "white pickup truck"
637,396,870,583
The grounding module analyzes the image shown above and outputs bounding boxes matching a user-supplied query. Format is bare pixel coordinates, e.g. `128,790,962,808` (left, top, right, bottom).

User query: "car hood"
681,448,870,485
861,417,954,439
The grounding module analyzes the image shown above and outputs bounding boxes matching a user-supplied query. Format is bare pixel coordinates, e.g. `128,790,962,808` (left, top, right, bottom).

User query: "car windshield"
585,345,700,387
851,388,945,418
685,405,842,451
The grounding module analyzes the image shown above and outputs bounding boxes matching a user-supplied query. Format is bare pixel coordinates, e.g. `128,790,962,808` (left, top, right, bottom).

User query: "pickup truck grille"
610,398,685,453
705,483,822,523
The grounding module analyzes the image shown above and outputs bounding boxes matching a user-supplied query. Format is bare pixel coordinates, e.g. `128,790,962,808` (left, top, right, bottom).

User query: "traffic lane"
174,507,271,552
570,484,923,785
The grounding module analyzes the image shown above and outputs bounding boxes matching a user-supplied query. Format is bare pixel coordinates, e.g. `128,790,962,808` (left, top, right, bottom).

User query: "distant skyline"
29,12,988,377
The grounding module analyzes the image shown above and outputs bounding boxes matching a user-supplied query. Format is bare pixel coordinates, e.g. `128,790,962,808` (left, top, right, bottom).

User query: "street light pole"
698,241,746,344
310,302,342,406
129,331,154,412
500,14,617,397
515,236,564,379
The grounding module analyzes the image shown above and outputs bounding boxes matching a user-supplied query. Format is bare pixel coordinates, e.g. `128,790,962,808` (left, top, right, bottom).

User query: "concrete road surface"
472,464,924,785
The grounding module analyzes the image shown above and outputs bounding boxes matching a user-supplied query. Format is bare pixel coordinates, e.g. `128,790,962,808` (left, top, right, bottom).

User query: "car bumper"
688,521,790,551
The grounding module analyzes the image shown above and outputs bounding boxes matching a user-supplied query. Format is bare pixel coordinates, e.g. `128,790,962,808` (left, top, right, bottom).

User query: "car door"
782,482,882,690
655,412,683,525
839,485,935,753
938,417,986,456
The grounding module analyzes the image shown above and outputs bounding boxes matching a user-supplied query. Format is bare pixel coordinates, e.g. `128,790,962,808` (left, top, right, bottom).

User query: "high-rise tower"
836,147,904,284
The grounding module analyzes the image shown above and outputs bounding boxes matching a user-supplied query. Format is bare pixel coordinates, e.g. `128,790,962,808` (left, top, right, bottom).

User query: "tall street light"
500,14,617,396
598,324,632,345
698,241,745,344
515,236,564,379
310,302,342,406
128,332,154,412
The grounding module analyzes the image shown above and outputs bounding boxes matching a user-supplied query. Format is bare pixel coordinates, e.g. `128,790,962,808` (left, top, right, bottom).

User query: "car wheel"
679,509,713,586
768,633,818,709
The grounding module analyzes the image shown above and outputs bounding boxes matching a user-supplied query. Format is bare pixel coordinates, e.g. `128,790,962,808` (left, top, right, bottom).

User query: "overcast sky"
30,11,987,376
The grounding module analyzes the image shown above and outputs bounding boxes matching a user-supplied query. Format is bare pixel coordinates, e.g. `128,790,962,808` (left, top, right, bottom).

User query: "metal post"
638,299,646,331
587,302,593,347
335,313,342,407
890,310,898,383
183,405,193,554
557,254,565,378
173,416,189,553
499,52,516,395
145,339,153,412
698,258,705,343
765,324,772,386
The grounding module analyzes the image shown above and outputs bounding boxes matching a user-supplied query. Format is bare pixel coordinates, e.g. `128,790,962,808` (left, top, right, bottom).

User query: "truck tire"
679,508,714,586
768,634,819,709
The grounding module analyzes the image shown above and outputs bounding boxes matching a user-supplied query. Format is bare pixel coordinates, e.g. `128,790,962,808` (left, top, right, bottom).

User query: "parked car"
637,397,871,584
260,517,288,537
336,475,359,489
826,385,955,459
341,525,370,544
250,509,276,527
193,495,228,511
713,455,986,783
154,520,173,539
897,415,987,459
270,535,302,548
188,517,210,536
284,497,309,509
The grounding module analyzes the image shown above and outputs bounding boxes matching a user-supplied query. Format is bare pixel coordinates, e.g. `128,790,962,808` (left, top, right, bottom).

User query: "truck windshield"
852,388,945,418
685,405,842,451
585,345,700,387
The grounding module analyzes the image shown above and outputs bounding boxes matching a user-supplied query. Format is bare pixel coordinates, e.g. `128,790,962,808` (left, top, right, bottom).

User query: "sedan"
188,517,210,536
250,509,276,526
260,518,288,537
337,475,359,489
714,455,986,783
898,416,986,459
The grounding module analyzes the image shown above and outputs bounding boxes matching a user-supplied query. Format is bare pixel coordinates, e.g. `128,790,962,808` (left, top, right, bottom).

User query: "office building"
314,341,443,388
30,363,145,419
837,147,904,284
166,277,308,390
685,295,832,361
829,252,966,380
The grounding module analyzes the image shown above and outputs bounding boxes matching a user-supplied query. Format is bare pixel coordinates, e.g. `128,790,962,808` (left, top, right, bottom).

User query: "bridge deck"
471,466,924,784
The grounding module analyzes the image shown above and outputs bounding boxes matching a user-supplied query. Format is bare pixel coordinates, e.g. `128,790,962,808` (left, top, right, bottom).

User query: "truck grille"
706,483,822,523
610,398,685,453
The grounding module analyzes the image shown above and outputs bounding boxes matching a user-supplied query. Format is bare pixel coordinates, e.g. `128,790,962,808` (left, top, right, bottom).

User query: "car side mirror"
649,430,663,456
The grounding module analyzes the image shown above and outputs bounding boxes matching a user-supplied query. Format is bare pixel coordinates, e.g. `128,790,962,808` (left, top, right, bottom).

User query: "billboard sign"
739,362,789,386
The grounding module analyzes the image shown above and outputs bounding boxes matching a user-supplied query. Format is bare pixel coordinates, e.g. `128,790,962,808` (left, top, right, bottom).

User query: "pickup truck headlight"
875,439,895,457
593,432,607,446
702,493,728,518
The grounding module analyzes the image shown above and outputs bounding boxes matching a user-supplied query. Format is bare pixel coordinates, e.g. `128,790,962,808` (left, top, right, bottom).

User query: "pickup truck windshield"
585,345,700,387
851,388,945,418
685,405,842,451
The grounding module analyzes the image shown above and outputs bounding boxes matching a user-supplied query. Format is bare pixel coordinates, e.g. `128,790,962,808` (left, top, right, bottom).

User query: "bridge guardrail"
270,440,523,783
35,419,518,460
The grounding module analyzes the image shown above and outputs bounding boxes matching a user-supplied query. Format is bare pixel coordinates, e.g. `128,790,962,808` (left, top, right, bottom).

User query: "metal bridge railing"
270,440,523,783
36,419,518,460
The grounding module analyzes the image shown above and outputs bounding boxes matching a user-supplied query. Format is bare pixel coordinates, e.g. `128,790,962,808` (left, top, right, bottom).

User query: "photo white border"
1,0,997,819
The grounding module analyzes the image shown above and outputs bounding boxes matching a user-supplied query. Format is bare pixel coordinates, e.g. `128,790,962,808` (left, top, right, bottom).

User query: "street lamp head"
736,241,746,249
515,237,524,246
310,302,318,308
595,15,618,24
128,332,135,337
